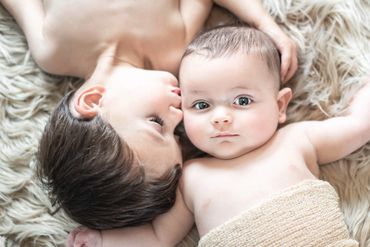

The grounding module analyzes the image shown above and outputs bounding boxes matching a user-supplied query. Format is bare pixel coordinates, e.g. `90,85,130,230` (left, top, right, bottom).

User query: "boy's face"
180,52,284,160
101,67,183,176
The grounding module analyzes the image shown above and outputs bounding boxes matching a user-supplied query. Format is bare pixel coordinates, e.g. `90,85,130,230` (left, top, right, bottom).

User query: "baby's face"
101,67,183,176
179,52,282,159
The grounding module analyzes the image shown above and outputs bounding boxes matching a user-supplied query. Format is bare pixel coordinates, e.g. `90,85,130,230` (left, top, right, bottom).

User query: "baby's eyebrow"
231,86,251,91
185,89,207,95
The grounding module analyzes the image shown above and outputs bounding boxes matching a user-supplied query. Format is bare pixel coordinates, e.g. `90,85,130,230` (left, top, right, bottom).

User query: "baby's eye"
193,101,209,110
233,96,252,106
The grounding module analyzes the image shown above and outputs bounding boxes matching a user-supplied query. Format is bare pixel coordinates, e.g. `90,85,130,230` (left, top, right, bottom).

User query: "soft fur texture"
0,1,369,246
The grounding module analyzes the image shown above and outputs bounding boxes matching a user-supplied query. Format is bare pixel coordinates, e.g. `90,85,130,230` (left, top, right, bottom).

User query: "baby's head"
179,25,292,159
37,66,183,229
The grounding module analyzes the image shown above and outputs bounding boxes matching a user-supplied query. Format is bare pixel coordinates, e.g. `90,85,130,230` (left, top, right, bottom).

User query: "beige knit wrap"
198,180,358,247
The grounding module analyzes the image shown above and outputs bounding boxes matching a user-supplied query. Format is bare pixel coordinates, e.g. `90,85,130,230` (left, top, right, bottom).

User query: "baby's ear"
277,87,292,123
72,85,106,119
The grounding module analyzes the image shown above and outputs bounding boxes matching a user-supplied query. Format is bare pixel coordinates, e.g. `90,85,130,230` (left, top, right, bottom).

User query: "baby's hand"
258,20,298,83
66,227,102,247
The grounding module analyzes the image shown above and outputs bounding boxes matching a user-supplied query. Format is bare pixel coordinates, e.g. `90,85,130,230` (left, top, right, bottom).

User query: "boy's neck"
86,44,144,83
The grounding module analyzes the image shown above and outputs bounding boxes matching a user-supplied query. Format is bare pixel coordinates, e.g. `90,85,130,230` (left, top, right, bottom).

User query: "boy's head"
179,26,292,159
37,67,183,229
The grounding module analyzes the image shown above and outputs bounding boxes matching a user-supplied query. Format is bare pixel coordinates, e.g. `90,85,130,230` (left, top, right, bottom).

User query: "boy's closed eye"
149,116,165,133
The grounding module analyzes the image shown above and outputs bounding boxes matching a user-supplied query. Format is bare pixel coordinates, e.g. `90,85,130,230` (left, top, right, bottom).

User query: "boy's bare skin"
1,0,297,81
67,31,370,246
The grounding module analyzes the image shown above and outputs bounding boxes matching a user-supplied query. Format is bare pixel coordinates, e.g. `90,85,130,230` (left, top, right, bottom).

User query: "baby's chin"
206,149,246,160
205,144,262,160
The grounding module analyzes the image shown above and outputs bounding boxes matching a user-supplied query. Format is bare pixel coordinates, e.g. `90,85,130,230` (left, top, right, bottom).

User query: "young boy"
0,0,298,229
67,26,366,246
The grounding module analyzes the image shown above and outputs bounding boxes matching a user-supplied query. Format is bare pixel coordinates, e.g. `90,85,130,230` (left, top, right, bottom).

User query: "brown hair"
183,25,281,83
37,91,182,230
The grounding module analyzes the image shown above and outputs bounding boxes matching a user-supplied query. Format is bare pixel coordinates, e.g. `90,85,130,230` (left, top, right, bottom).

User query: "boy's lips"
170,87,182,109
171,87,181,96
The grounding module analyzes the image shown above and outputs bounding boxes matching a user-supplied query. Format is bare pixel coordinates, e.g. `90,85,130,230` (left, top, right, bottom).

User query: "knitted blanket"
1,1,370,246
198,180,358,247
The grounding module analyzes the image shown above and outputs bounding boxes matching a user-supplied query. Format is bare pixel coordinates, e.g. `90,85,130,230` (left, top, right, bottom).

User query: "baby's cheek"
183,114,205,147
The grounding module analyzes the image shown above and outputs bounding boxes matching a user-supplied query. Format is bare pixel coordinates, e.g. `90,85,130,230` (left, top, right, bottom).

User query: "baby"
0,0,297,229
68,26,367,246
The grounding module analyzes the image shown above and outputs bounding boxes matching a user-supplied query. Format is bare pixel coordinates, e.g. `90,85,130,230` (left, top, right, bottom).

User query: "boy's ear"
73,85,106,119
277,87,292,123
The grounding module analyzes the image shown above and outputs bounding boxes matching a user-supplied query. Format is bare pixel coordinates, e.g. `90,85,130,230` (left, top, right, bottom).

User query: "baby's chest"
192,160,316,235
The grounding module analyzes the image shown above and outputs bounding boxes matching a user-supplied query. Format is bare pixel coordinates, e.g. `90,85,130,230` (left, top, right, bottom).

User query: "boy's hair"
183,25,281,82
37,91,182,230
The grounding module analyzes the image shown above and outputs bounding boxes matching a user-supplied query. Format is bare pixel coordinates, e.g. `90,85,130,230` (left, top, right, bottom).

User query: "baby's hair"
183,25,281,83
178,25,282,156
37,91,181,229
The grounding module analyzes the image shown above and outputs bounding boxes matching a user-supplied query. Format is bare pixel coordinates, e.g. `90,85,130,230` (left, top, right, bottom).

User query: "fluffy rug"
0,0,370,246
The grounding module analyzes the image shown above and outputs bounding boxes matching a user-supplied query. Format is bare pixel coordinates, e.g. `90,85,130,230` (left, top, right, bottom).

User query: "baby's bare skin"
182,125,319,235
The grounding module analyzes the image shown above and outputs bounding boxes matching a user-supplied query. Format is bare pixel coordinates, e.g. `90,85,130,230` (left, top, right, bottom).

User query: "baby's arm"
213,0,298,82
302,79,370,164
67,189,194,247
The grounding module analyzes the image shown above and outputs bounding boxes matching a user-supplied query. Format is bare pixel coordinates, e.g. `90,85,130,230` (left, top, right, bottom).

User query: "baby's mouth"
211,133,239,138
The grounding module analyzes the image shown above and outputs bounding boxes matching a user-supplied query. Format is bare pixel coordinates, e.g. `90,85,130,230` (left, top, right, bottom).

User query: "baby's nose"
212,115,232,125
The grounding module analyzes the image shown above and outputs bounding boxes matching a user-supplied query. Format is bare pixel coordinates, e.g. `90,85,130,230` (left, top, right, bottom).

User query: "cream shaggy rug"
1,1,370,246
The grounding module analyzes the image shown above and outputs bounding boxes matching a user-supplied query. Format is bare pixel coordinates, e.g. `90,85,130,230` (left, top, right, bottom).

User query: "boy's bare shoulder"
177,0,213,40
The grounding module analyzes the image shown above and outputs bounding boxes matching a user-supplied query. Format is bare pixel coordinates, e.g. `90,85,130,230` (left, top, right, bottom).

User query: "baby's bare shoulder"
182,157,214,183
276,122,315,148
183,157,211,173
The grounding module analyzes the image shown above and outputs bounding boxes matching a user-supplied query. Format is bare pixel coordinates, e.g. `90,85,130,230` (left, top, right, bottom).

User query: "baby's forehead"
180,54,280,93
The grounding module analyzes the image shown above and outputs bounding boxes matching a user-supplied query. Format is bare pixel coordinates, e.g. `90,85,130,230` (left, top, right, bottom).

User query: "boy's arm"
67,189,194,247
302,80,370,164
0,0,52,70
213,0,298,82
